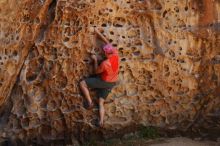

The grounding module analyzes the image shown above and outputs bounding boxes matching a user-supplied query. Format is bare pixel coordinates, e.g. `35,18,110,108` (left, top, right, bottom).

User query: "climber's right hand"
91,54,97,61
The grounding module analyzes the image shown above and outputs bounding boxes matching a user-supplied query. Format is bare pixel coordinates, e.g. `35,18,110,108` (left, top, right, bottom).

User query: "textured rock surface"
0,0,219,144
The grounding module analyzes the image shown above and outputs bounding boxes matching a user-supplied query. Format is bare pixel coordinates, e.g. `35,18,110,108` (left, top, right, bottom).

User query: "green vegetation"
83,126,159,146
138,126,159,139
82,139,97,146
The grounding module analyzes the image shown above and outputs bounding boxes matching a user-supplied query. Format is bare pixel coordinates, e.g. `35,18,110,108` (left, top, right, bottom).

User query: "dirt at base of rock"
94,137,220,146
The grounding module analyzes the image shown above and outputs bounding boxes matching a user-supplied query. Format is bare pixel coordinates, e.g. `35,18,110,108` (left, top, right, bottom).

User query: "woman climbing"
79,28,119,127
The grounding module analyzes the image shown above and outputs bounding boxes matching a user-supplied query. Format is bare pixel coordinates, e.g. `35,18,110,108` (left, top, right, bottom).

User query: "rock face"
0,0,219,144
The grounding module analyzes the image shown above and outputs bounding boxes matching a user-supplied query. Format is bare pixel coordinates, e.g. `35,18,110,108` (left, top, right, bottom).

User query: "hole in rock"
169,50,175,58
114,24,123,27
121,58,126,62
168,41,172,45
134,40,142,46
131,47,136,51
155,2,162,10
162,10,167,17
63,37,69,42
174,7,179,13
64,27,71,35
119,47,123,51
38,57,45,66
133,51,140,56
13,50,18,56
101,23,107,27
209,23,213,27
113,44,118,47
26,72,38,82
35,17,40,23
179,59,185,63
16,36,19,40
39,98,48,109
83,59,90,64
164,65,169,72
21,118,29,128
5,49,8,55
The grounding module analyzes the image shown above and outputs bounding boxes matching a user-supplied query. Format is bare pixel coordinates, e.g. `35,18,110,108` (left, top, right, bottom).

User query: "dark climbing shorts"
85,77,116,99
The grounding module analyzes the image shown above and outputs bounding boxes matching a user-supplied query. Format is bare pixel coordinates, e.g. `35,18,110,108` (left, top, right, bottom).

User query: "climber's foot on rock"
86,102,94,110
98,121,104,128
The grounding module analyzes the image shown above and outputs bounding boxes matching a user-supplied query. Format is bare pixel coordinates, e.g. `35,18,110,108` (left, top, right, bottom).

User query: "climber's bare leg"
99,98,105,127
80,80,93,107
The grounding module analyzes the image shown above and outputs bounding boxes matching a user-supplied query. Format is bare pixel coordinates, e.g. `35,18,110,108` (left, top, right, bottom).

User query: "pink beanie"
103,44,115,54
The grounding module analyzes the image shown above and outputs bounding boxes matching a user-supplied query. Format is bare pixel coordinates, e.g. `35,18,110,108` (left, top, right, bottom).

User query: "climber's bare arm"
94,28,110,44
95,66,104,74
91,55,104,74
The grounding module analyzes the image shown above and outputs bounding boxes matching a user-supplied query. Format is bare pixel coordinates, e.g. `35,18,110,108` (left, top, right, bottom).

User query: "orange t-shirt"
99,53,119,82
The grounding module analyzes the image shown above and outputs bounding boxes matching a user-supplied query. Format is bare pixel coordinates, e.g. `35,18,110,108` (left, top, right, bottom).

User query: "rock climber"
79,28,119,127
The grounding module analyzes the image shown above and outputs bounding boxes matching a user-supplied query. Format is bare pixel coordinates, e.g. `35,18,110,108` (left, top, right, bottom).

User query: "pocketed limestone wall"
0,0,219,144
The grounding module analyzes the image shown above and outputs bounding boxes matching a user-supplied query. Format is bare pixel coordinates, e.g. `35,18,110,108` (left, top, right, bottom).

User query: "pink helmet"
103,44,115,54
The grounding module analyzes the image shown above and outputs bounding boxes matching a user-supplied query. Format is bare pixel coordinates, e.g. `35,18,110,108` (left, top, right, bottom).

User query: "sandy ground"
95,137,220,146
149,137,220,146
1,136,219,146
